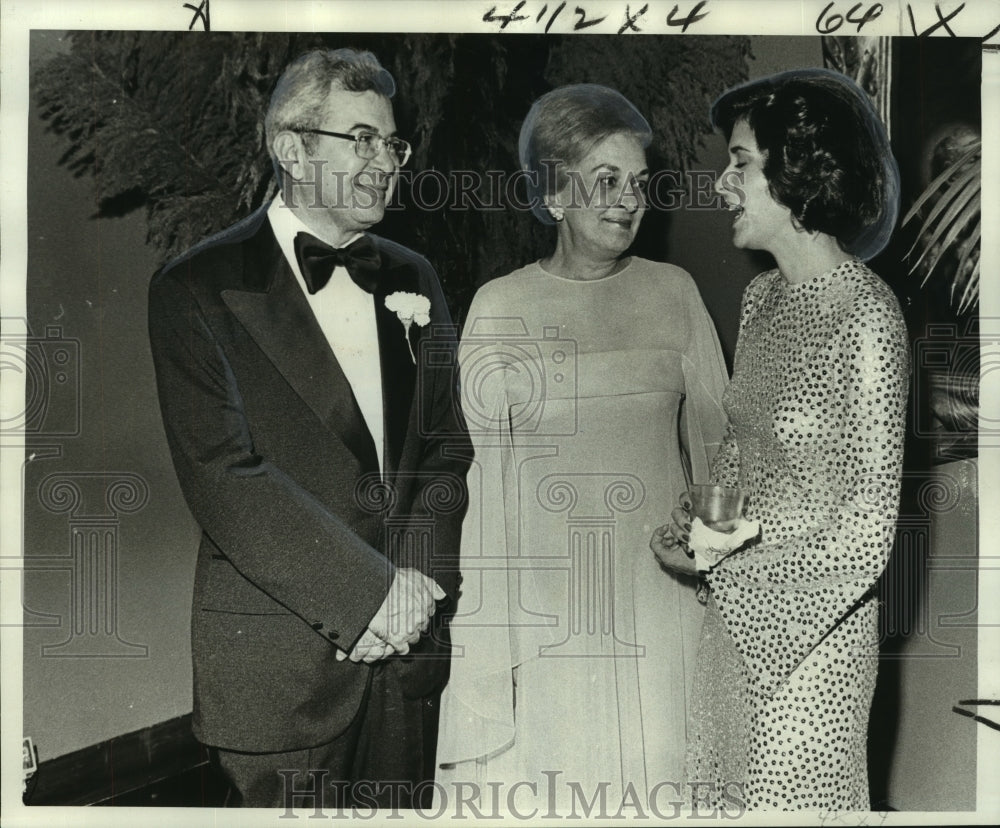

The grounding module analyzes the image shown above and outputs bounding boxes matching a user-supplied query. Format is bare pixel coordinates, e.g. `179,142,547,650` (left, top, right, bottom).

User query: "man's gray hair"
265,48,396,168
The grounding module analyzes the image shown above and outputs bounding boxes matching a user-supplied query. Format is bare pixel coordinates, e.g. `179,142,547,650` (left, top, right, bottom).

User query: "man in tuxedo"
148,48,469,809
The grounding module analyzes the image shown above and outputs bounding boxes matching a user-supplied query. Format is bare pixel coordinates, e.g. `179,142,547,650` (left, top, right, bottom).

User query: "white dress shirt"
268,196,385,475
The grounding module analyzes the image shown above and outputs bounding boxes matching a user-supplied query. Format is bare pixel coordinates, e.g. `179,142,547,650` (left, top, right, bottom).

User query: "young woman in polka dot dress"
651,69,908,810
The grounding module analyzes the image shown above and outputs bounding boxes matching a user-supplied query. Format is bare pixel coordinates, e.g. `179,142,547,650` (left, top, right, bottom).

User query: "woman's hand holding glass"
650,508,699,576
651,486,759,575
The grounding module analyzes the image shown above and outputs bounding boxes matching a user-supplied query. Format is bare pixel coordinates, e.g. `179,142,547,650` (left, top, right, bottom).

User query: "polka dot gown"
686,260,909,810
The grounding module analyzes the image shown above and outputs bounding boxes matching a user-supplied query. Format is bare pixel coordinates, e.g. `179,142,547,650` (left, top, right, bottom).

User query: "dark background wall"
22,30,200,759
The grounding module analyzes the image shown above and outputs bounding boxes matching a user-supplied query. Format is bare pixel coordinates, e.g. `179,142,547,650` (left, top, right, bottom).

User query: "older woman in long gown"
436,84,729,814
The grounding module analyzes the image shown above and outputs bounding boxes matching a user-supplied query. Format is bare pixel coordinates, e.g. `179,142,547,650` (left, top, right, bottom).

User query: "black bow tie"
293,232,382,295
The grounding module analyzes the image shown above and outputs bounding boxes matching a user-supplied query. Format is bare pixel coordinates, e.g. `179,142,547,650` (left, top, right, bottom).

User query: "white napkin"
689,516,760,572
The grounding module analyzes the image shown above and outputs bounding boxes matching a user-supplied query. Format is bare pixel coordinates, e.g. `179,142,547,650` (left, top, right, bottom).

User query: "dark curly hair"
711,68,899,260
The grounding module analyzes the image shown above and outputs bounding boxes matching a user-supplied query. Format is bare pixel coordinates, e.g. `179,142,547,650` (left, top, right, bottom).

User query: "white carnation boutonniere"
385,291,431,364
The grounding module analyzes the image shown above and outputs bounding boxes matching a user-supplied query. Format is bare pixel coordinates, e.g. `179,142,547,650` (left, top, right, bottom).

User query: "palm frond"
902,162,977,264
901,140,980,225
956,258,980,316
902,138,981,312
908,177,979,277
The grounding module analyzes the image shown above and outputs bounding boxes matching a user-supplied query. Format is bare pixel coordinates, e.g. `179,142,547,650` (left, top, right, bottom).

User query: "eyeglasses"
292,128,412,167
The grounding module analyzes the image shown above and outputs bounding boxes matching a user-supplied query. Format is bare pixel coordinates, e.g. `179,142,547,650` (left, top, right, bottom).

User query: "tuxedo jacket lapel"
221,227,380,474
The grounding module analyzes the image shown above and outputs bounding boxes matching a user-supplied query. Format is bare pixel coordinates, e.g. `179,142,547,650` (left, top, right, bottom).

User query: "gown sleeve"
707,289,909,698
678,273,730,487
436,283,531,764
709,273,766,490
709,424,741,490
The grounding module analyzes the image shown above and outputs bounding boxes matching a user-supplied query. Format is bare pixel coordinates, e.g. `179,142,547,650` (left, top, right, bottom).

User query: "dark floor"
94,762,232,807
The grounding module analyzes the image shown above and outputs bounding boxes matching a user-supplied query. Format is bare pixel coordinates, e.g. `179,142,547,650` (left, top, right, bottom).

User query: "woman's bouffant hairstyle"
711,68,899,260
519,84,652,225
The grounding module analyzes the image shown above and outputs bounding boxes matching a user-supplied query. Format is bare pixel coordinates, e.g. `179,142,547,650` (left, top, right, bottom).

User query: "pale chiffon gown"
436,257,729,812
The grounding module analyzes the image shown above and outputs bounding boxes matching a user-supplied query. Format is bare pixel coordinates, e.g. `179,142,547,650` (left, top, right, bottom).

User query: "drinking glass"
687,484,745,533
